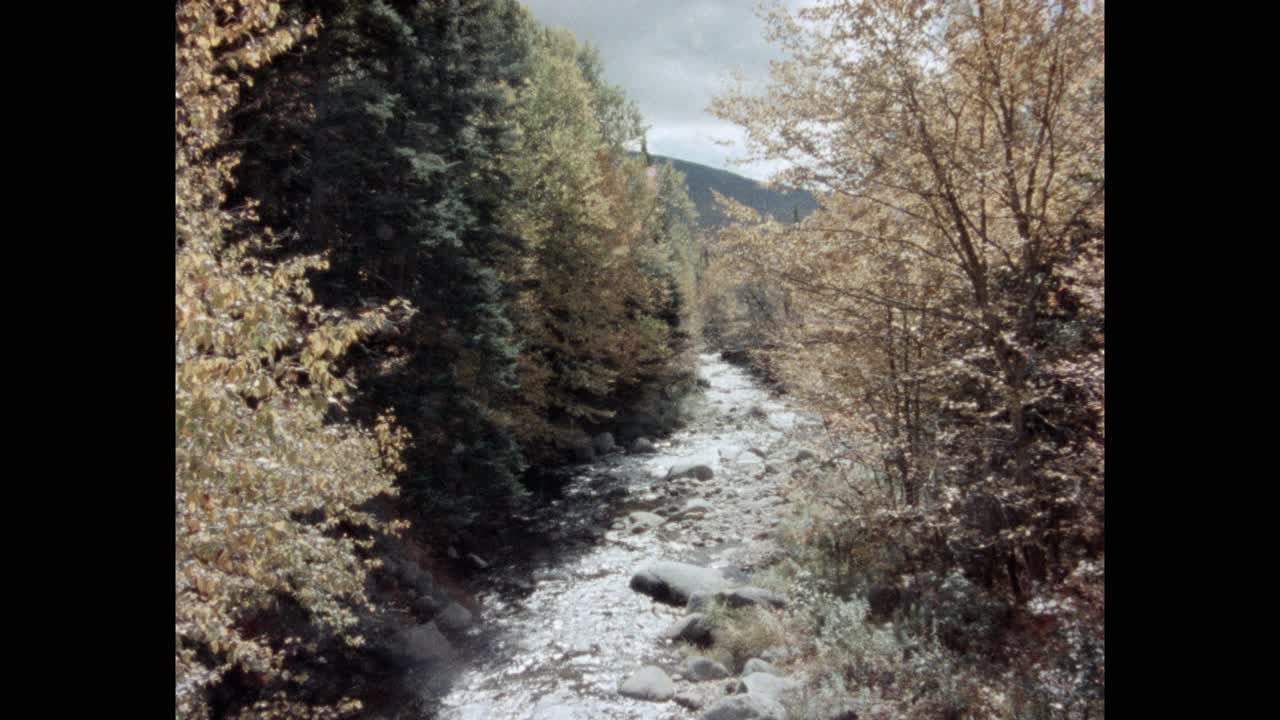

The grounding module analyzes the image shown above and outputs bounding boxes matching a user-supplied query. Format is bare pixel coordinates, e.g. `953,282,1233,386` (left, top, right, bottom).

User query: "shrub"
705,602,792,673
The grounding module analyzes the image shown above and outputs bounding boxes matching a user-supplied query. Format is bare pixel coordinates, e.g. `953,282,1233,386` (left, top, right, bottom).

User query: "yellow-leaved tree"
176,2,411,717
707,0,1103,716
500,20,685,459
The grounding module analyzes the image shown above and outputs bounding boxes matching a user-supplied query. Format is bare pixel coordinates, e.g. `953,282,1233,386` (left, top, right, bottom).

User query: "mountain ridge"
636,152,819,230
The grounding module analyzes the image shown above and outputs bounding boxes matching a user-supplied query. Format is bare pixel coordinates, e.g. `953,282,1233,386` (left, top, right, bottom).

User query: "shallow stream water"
433,353,823,720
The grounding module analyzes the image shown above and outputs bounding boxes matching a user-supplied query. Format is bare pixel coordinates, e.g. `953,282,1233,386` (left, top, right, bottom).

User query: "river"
433,352,823,719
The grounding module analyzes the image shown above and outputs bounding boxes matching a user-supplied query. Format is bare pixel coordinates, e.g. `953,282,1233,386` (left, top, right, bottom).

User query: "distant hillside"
641,153,820,229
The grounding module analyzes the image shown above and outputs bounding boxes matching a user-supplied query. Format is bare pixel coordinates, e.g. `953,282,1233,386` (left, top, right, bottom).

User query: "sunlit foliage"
178,1,704,716
501,17,700,460
709,1,1103,716
176,3,411,717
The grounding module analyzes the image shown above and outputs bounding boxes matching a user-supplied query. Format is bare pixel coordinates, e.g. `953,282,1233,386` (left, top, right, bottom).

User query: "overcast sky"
520,0,810,182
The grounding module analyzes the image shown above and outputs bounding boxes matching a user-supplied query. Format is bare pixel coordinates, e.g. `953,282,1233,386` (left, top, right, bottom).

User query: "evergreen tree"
231,0,533,524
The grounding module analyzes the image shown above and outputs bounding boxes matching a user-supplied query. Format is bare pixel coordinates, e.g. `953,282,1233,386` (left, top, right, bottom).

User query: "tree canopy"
705,0,1103,714
177,1,701,716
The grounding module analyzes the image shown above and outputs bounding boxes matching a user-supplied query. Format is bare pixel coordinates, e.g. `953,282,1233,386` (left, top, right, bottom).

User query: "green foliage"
575,42,646,154
499,20,700,461
179,2,703,713
230,0,538,523
224,0,707,514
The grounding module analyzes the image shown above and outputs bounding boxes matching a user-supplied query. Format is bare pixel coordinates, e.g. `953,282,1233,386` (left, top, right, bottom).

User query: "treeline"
176,1,698,717
704,1,1103,717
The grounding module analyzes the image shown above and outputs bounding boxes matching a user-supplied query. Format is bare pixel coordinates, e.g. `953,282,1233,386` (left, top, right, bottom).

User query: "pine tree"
230,0,533,525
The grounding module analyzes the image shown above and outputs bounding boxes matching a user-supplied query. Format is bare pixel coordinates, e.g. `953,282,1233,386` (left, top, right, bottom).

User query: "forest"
176,2,1103,719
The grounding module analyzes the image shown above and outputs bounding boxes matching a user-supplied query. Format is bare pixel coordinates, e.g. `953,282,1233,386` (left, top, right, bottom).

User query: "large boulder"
685,656,731,681
740,672,799,702
413,593,444,617
675,499,714,520
393,622,456,666
435,601,474,632
686,590,713,613
661,613,714,645
701,694,785,720
631,561,734,605
618,665,675,702
592,432,616,455
628,511,665,533
396,561,436,597
667,464,715,481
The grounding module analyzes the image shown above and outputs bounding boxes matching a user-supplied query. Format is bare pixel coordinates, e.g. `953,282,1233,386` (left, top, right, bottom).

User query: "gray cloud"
520,0,809,181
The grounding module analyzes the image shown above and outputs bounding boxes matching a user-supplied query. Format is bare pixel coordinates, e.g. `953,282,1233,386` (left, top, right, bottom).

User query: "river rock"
413,594,441,617
701,694,785,720
631,561,734,605
742,658,780,677
618,665,675,701
667,464,715,481
687,590,713,612
661,613,714,645
398,561,436,596
740,672,799,701
686,656,731,681
676,499,714,519
592,432,616,454
630,437,657,454
628,511,665,533
436,601,474,632
394,622,455,666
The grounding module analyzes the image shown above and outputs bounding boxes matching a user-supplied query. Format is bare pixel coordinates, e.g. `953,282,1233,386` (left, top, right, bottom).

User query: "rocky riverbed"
431,353,824,719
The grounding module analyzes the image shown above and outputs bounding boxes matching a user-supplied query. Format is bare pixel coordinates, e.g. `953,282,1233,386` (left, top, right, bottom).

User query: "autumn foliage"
500,25,700,459
177,2,700,717
706,0,1103,716
177,3,412,717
